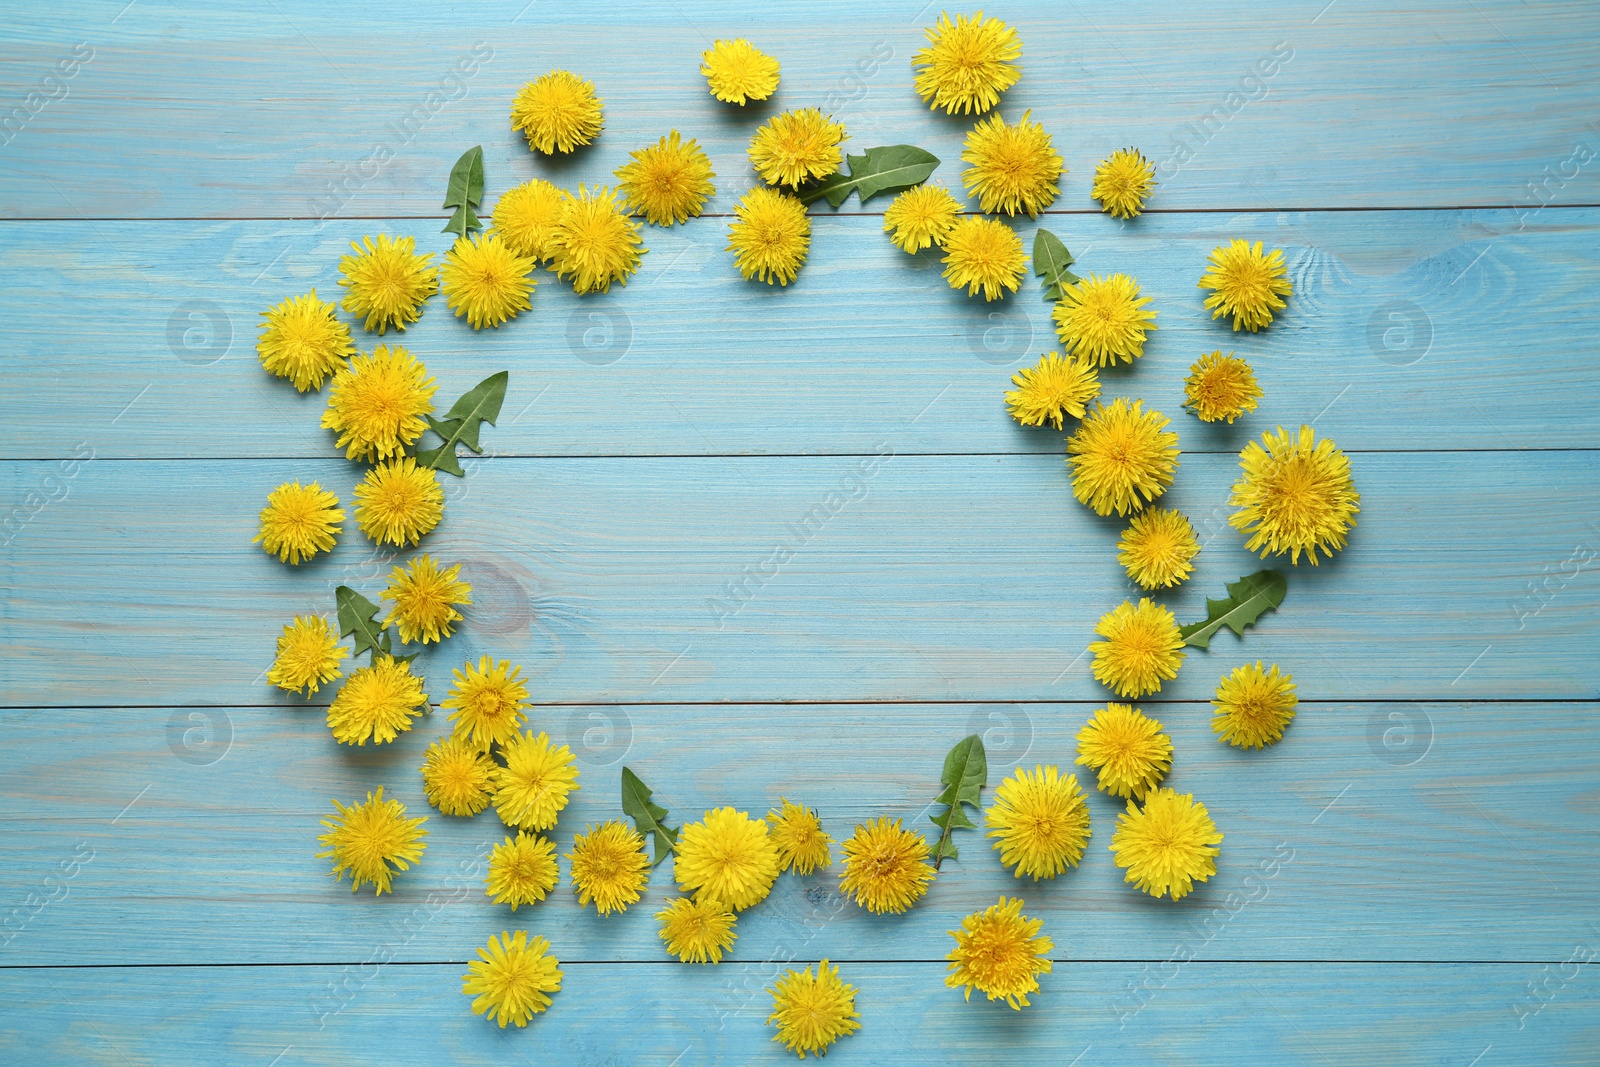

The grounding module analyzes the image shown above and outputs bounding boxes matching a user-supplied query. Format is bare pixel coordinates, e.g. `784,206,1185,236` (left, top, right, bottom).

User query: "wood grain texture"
1,701,1595,967
2,208,1595,460
4,961,1597,1066
2,1,1596,217
1,452,1595,709
3,0,1599,1061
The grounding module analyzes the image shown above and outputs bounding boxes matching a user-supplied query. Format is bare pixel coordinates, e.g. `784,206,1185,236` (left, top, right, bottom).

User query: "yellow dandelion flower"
267,614,347,697
420,734,496,817
1117,507,1200,590
1092,148,1157,220
485,831,560,909
442,656,530,751
1075,703,1173,799
317,786,427,896
510,69,603,155
253,480,343,565
381,554,471,645
256,289,354,392
1005,352,1101,430
912,10,1022,116
353,457,444,548
945,897,1053,1008
1229,425,1360,564
550,184,646,295
656,896,738,964
882,183,962,253
1199,238,1293,331
1184,350,1262,424
1213,662,1298,748
984,765,1091,880
616,131,716,227
489,179,569,263
493,730,579,832
727,187,811,286
748,107,847,189
462,931,562,1028
768,798,834,875
1066,399,1180,517
337,234,437,335
1052,273,1157,366
568,820,650,915
767,960,861,1059
838,817,936,915
441,233,535,330
675,807,781,912
1089,600,1186,699
941,214,1026,300
1110,787,1223,901
320,344,436,462
702,38,781,105
961,110,1062,218
326,655,427,746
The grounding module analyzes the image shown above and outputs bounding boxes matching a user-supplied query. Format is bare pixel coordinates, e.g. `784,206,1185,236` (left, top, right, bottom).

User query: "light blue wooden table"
2,1,1597,1063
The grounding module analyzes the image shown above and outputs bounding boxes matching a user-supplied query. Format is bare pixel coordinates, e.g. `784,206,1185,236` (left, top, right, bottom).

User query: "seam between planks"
3,448,1598,463
6,699,1597,712
4,203,1600,223
0,958,1582,971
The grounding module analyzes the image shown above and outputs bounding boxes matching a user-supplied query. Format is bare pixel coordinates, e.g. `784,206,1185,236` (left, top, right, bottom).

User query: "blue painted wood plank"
2,961,1595,1065
2,452,1594,708
1,701,1594,967
1,1,1595,217
2,209,1596,461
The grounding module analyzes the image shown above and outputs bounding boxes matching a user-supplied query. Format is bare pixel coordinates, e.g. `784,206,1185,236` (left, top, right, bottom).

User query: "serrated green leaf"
442,145,484,238
415,371,508,477
929,733,986,870
621,766,679,867
797,145,940,208
1179,570,1288,649
335,586,388,662
1033,227,1081,302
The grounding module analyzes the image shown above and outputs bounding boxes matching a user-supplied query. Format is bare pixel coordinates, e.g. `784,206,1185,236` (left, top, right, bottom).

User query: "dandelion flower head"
317,786,428,895
511,70,603,155
1229,424,1359,564
337,234,437,335
257,289,354,392
1110,787,1223,901
1075,702,1173,799
254,480,342,565
912,11,1022,116
945,896,1053,1008
1088,599,1186,699
462,930,562,1027
1066,398,1180,517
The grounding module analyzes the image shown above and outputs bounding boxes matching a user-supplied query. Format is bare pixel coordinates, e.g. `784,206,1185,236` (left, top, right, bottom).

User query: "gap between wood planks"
0,957,1586,970
4,203,1600,223
9,698,1597,711
3,448,1597,463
